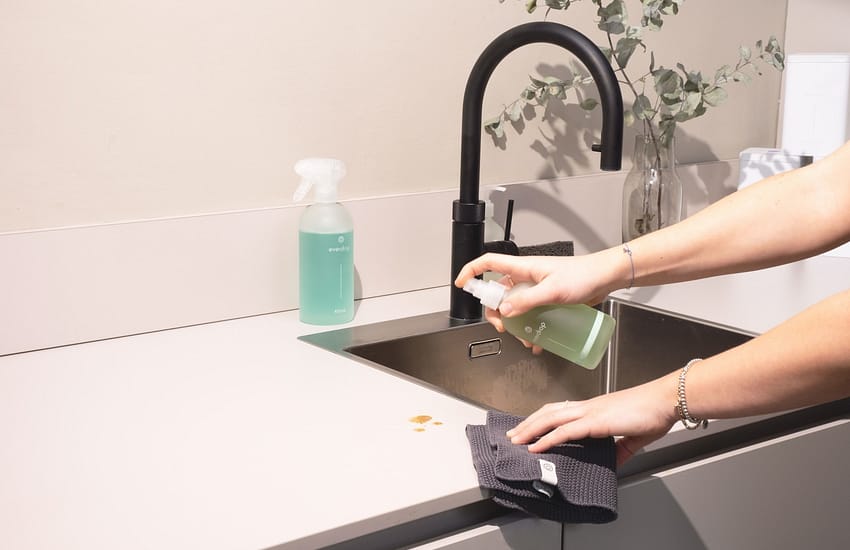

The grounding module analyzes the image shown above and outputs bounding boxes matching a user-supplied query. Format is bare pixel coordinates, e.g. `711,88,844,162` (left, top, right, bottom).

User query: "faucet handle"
591,144,603,152
483,198,519,256
503,199,514,241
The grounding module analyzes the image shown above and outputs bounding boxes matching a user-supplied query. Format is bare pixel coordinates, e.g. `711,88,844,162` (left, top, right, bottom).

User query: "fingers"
454,253,533,289
506,401,580,444
527,417,594,453
483,305,505,332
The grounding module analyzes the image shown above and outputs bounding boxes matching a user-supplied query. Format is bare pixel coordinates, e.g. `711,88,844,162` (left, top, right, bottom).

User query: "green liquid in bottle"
298,230,354,325
502,304,615,370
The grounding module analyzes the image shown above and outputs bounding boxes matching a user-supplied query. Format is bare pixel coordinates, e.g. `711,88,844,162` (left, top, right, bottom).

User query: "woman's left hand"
506,374,680,466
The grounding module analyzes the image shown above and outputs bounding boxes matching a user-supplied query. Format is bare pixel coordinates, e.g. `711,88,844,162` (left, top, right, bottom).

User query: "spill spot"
408,415,444,432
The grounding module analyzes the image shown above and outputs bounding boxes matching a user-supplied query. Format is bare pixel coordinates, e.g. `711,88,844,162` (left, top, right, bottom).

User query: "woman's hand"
506,374,680,466
454,249,628,337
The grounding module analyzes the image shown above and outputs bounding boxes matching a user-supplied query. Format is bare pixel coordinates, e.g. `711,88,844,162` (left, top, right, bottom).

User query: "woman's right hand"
454,248,629,332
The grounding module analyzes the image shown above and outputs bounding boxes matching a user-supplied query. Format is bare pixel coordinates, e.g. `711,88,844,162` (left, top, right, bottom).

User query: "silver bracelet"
675,359,709,430
622,243,635,289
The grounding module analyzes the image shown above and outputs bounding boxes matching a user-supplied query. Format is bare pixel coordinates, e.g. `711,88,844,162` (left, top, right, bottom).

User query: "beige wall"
0,1,790,232
785,0,850,53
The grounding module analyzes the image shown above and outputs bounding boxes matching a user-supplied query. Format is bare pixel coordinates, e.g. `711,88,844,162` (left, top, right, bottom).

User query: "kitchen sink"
299,298,754,416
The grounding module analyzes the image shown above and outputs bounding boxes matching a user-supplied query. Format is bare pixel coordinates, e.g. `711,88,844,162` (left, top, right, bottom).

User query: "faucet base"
450,218,485,321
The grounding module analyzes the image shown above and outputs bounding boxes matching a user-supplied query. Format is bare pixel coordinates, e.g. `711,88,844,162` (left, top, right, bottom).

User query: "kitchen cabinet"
408,515,560,550
562,419,850,549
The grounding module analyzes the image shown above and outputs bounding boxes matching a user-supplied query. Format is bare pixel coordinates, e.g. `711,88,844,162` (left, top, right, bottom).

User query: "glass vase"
621,134,683,242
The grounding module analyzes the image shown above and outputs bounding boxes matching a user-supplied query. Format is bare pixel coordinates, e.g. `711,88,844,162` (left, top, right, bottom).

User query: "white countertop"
2,255,850,549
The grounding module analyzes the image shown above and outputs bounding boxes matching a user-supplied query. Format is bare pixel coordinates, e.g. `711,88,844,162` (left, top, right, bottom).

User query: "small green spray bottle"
463,279,615,369
293,158,354,325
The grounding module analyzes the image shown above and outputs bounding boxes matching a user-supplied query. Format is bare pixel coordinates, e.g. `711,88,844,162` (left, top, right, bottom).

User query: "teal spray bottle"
293,158,354,325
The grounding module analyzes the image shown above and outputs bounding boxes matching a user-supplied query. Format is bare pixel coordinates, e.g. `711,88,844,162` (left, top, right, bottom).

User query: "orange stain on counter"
409,415,444,431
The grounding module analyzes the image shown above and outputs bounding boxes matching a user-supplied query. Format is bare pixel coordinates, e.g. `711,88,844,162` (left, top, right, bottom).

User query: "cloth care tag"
532,459,559,498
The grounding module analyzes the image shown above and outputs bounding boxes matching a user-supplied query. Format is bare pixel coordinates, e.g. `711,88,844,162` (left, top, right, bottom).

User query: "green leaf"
535,86,548,102
484,116,504,138
674,110,691,122
766,36,780,53
633,93,653,120
506,101,525,122
714,64,732,85
640,0,678,31
615,37,643,68
520,86,536,101
732,71,751,83
661,94,681,107
682,90,702,114
624,109,636,127
702,86,728,107
525,0,538,14
580,97,599,110
660,120,677,146
653,68,683,101
528,75,547,89
597,0,627,35
682,69,703,93
548,83,566,99
739,45,751,62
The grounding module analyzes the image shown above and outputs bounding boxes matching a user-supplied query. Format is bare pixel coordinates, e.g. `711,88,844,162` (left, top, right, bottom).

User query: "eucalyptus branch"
487,0,785,149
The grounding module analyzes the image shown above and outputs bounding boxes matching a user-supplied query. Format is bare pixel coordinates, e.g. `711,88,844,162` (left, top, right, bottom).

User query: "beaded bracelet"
675,358,709,430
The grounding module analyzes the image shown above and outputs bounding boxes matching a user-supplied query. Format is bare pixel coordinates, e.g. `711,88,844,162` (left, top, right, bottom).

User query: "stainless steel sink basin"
299,298,754,416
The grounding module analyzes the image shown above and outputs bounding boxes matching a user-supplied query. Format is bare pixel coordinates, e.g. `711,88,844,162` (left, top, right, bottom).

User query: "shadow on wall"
676,130,734,217
487,61,732,209
492,76,733,220
490,184,609,253
487,62,601,177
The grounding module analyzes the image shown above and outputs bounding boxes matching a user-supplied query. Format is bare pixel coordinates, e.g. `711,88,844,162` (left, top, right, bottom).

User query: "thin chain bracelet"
622,243,635,289
675,358,709,430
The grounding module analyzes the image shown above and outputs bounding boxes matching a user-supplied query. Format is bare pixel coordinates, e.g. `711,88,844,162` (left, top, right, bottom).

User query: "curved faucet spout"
450,21,624,321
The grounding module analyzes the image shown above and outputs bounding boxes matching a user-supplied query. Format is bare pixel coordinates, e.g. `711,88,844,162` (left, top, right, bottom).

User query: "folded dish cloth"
466,410,617,523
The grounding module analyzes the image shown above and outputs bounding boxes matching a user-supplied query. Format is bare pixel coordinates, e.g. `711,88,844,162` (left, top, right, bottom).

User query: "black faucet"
450,21,624,322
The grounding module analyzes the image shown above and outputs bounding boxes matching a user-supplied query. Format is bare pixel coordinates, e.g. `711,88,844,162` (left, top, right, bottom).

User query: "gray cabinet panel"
564,420,850,550
411,515,560,549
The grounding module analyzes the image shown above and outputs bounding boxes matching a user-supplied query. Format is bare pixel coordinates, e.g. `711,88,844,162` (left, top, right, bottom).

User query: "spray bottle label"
299,231,354,324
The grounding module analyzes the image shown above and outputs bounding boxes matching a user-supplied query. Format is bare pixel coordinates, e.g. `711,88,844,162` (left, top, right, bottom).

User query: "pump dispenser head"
462,278,508,310
293,158,346,203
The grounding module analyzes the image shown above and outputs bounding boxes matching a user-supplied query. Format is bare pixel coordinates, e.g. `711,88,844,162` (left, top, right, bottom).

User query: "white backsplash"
0,160,738,355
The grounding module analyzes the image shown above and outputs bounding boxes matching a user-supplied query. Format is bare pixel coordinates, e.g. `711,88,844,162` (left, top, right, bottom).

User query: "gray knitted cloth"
466,410,617,523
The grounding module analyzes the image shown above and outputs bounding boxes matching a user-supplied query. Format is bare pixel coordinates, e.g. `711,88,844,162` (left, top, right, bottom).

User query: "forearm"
623,141,850,288
679,289,850,420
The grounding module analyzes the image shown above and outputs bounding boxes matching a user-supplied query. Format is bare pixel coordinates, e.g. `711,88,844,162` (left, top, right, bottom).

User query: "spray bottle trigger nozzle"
293,180,313,202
